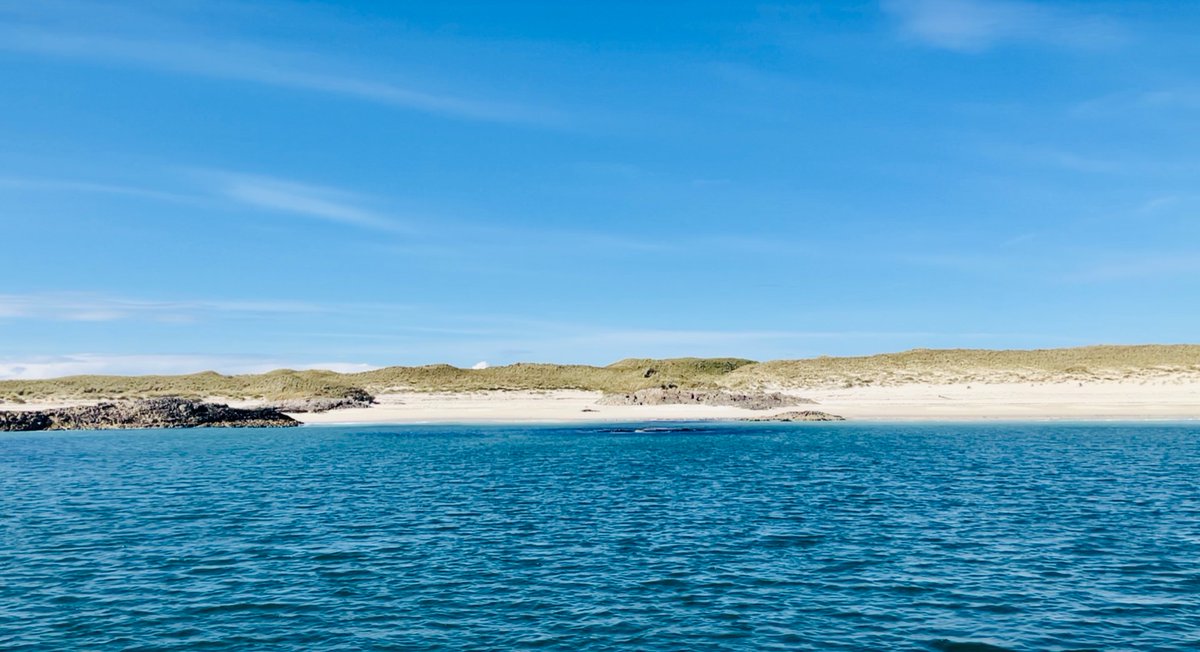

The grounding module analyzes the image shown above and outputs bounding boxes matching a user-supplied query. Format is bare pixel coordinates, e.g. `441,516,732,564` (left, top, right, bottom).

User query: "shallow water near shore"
2,422,1198,651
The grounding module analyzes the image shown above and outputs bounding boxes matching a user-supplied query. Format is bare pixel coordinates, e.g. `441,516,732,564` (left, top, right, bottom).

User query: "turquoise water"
2,423,1198,651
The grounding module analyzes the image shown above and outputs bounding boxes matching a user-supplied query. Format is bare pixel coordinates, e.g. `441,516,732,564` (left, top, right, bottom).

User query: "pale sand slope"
6,381,1197,423
292,381,1200,424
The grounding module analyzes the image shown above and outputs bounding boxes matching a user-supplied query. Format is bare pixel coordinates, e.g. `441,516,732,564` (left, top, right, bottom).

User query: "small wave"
7,422,1199,650
594,426,711,434
930,639,1021,652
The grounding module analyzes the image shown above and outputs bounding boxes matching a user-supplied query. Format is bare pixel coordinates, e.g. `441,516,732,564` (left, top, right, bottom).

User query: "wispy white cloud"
975,141,1139,175
425,326,1038,366
1068,254,1200,282
0,4,562,125
1000,232,1037,247
0,292,322,323
971,140,1200,183
564,329,943,346
893,251,1018,274
204,171,412,234
1,168,671,253
1073,87,1200,118
0,354,378,380
0,176,194,202
1136,195,1181,216
0,169,412,234
882,0,1123,52
0,289,1073,373
1137,89,1200,111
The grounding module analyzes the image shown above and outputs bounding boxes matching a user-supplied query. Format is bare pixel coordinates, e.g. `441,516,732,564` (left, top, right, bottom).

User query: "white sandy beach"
289,381,1200,424
6,380,1196,424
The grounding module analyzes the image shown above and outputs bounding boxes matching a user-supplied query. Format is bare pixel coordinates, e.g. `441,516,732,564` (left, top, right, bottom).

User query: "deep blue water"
2,422,1199,651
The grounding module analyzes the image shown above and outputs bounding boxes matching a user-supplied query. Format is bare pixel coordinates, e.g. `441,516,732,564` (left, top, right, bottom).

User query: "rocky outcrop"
745,410,846,422
599,387,814,410
0,411,52,431
0,398,299,431
268,389,375,413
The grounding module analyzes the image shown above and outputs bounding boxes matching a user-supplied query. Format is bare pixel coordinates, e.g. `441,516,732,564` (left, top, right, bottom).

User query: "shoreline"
4,380,1198,427
290,416,1200,427
286,381,1200,425
290,414,1200,426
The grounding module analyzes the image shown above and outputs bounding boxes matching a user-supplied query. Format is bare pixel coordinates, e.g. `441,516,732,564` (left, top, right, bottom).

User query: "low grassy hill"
724,344,1200,388
1,346,1196,403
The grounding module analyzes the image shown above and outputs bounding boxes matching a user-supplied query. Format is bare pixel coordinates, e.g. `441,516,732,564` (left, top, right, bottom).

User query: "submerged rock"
0,398,299,431
745,410,846,422
599,387,813,410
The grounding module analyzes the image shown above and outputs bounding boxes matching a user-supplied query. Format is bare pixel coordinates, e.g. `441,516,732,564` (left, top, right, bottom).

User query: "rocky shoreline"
743,410,846,422
264,390,375,413
599,387,813,410
0,398,299,431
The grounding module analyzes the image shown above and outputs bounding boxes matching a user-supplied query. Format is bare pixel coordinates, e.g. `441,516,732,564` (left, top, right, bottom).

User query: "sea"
1,422,1197,651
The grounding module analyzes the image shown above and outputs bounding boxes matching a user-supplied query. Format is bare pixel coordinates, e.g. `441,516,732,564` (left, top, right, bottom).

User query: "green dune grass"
1,346,1197,403
726,344,1200,388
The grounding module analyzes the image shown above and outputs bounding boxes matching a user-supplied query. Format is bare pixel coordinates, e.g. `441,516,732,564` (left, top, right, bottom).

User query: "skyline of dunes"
2,344,1197,403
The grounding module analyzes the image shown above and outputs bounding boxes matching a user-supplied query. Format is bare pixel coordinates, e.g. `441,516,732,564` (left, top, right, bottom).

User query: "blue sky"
2,0,1199,377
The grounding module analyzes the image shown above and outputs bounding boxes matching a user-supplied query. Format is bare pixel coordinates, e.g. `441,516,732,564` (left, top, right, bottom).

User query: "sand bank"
5,381,1195,425
290,381,1200,424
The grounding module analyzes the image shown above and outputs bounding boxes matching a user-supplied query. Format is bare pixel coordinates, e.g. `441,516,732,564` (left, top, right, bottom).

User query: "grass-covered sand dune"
728,345,1200,388
1,345,1198,404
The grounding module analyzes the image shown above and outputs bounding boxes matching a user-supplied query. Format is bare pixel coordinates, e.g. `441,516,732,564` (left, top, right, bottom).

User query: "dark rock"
268,390,375,413
0,411,52,431
598,387,814,410
0,398,299,431
745,410,846,422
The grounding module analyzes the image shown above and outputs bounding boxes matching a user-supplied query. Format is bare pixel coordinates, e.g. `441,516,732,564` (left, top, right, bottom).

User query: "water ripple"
1,422,1198,650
